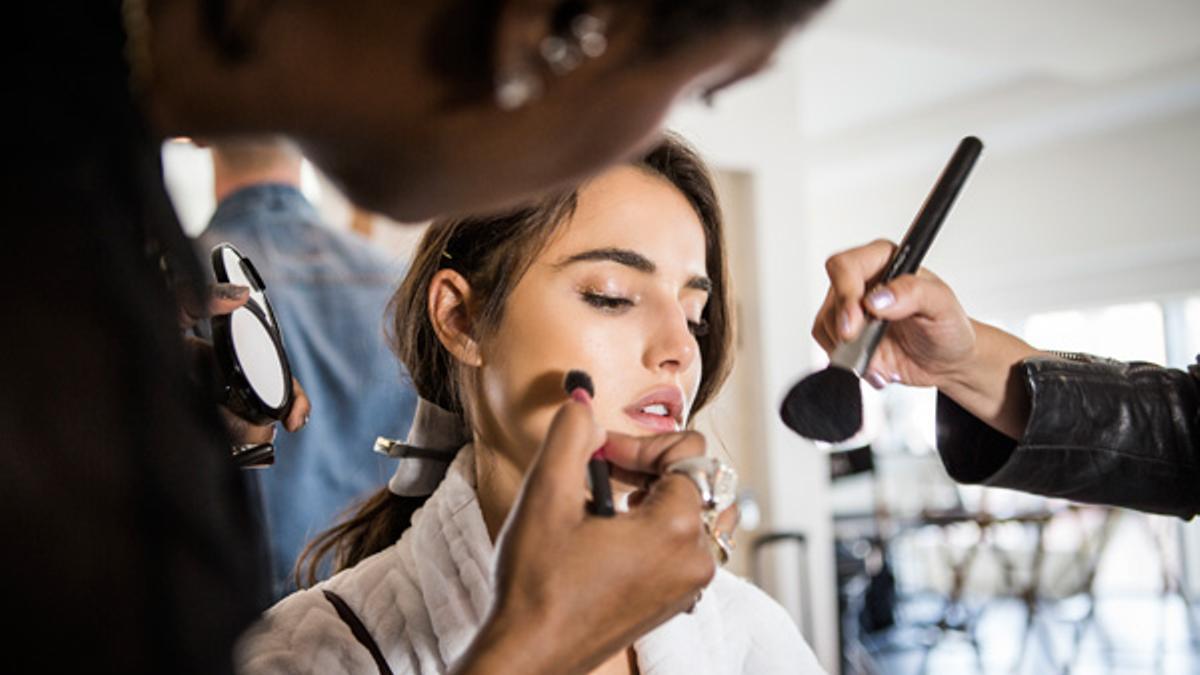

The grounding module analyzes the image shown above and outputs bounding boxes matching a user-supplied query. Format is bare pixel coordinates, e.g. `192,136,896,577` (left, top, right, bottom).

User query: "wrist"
935,321,1040,440
936,321,1023,395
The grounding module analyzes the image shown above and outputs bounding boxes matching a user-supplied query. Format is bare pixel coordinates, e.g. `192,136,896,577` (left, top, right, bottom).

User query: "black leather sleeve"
936,355,1200,519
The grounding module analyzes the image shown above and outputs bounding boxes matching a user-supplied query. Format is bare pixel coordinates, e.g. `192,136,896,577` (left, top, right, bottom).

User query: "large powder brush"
780,136,984,443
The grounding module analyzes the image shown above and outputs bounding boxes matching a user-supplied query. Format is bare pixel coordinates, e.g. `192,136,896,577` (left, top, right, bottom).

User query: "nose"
643,304,698,375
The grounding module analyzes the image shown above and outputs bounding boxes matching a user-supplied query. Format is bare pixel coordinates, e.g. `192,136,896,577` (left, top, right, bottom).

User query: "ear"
491,0,622,109
428,269,483,367
491,0,556,109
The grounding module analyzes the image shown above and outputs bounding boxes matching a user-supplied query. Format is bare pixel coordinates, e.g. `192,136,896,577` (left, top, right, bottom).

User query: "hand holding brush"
780,136,984,443
811,238,1044,442
563,369,616,516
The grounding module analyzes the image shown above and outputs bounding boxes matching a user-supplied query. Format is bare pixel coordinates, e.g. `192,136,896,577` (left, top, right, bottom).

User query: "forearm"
936,320,1044,440
937,351,1200,518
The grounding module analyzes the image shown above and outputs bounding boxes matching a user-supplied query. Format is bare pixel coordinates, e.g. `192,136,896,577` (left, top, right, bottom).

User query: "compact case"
210,243,294,466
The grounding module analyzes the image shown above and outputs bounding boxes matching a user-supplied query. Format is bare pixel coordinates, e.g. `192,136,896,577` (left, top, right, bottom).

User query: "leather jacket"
936,354,1200,519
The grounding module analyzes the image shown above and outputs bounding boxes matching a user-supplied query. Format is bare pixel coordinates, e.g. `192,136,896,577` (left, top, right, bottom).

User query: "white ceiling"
791,0,1200,162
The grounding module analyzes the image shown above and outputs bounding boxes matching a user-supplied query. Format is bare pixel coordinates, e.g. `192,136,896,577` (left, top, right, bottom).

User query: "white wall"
804,110,1200,322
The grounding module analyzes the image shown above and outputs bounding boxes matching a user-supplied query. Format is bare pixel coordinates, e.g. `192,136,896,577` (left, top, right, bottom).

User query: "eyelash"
581,291,710,337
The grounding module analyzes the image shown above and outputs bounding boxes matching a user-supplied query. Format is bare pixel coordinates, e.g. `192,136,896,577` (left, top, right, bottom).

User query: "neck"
473,440,529,542
213,165,302,202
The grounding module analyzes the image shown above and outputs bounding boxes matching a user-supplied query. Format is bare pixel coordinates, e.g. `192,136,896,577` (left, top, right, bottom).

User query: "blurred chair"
750,531,813,646
825,444,898,675
1045,508,1196,671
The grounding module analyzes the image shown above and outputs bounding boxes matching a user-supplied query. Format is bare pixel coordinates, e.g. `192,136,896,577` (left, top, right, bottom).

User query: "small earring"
571,13,607,59
494,68,543,111
539,35,582,75
538,12,607,76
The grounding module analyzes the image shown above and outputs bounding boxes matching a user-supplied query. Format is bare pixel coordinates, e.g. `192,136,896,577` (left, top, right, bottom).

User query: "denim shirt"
197,184,417,599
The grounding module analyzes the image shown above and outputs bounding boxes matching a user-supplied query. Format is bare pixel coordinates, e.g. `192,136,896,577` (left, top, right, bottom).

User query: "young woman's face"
475,166,712,468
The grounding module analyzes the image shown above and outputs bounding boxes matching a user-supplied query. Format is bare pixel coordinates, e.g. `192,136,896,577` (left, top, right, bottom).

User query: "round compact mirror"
214,244,275,328
210,243,294,426
230,305,288,409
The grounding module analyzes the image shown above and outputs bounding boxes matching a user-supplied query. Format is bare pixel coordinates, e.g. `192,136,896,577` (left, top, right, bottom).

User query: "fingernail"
570,388,591,405
867,288,895,311
865,371,887,390
215,284,250,300
890,373,902,383
840,310,853,337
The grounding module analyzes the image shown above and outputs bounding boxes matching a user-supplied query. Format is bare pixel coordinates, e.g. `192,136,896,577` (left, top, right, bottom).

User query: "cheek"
477,291,636,459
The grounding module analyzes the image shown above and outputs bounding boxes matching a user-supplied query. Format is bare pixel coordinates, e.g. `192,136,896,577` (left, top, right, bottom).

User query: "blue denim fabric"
196,184,416,599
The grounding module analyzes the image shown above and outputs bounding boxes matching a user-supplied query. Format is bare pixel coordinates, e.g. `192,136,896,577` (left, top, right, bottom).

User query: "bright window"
1021,301,1167,365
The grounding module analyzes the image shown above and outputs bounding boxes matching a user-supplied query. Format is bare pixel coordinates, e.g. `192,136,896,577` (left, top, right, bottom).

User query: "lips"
623,386,685,433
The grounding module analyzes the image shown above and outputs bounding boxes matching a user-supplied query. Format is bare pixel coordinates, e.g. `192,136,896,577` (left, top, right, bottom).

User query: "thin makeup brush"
780,136,984,443
563,369,616,516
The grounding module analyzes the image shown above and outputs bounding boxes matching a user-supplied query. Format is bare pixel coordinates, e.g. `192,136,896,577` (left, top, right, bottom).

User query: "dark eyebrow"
557,247,712,294
556,247,655,273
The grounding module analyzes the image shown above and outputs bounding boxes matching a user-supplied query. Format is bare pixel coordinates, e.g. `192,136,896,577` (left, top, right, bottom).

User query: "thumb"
863,271,960,324
208,283,252,316
515,399,605,526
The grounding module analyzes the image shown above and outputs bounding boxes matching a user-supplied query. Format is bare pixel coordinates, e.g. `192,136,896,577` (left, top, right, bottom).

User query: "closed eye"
581,291,634,311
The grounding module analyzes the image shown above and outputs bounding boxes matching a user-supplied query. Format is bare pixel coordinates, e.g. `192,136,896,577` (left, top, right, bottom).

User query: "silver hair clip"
380,398,473,496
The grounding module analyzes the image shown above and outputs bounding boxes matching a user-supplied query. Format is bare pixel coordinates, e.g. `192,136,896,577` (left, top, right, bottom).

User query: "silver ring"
706,523,733,566
665,456,737,513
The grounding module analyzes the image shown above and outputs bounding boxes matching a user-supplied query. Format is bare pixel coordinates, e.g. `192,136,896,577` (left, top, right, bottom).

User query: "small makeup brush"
563,369,615,516
780,136,984,443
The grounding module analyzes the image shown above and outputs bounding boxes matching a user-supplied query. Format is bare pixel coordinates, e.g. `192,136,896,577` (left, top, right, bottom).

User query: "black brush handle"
829,136,983,376
879,136,983,283
587,459,616,516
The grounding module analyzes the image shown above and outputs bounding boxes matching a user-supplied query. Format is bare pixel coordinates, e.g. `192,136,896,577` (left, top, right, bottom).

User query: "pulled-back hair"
296,134,734,586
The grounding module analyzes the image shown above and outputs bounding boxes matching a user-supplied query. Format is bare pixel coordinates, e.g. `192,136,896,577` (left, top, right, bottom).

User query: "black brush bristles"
779,366,863,443
563,369,594,399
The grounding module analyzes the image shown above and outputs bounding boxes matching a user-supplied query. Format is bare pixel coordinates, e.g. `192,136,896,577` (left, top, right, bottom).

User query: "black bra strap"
323,589,394,675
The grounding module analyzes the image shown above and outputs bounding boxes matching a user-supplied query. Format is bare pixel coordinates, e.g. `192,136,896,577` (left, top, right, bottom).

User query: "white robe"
236,446,826,674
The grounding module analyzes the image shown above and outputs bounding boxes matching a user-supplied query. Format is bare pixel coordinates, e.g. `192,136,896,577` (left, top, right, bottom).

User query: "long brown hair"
296,134,734,587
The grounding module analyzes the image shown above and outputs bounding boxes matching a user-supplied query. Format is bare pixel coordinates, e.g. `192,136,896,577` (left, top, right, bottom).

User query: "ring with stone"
665,456,738,514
